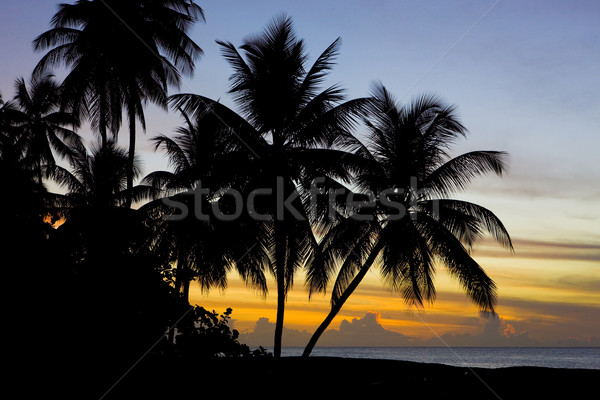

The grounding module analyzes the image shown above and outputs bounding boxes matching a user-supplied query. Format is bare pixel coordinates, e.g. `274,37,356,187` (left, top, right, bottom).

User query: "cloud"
317,312,418,347
556,275,600,292
239,312,417,347
473,237,600,262
239,317,312,347
556,336,600,347
464,159,600,201
503,322,516,338
423,313,540,347
238,311,598,348
512,238,600,251
496,297,600,336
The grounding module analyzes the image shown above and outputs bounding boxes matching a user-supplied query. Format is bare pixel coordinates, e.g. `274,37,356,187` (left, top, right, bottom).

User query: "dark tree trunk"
182,278,191,304
169,255,189,345
99,94,107,151
302,240,384,357
273,221,287,358
37,160,43,186
125,108,136,209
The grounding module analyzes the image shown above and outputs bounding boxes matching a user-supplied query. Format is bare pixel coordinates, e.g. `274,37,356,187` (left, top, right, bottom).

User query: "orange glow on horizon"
189,236,600,345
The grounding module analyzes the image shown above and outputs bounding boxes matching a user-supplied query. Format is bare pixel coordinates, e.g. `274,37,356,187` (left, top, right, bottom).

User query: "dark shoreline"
101,356,599,399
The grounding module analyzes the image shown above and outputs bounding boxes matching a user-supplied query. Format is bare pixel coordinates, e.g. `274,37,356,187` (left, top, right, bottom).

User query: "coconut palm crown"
302,83,513,356
168,14,371,357
33,0,204,207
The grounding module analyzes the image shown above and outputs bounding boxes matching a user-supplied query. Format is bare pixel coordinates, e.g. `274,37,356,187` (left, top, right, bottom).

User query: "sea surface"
277,347,600,370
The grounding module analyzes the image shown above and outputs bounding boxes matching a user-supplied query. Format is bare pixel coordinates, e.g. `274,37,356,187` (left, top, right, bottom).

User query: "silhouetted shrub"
174,306,271,358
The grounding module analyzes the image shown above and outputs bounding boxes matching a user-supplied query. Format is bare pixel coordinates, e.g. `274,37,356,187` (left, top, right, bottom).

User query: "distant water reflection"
277,347,600,369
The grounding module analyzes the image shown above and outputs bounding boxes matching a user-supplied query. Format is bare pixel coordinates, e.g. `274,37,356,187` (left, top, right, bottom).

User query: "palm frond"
424,151,508,196
421,199,513,250
417,213,497,313
150,134,191,174
43,164,85,193
378,221,436,307
299,37,341,101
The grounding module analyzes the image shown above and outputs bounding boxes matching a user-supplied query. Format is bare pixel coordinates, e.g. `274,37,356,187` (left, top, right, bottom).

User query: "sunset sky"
2,0,598,346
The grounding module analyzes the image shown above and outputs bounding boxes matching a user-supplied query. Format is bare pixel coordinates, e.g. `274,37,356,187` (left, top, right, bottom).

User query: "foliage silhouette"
169,14,371,357
0,90,50,239
172,307,271,359
302,83,513,356
141,106,269,304
12,74,80,184
34,0,204,207
44,139,156,211
1,93,265,398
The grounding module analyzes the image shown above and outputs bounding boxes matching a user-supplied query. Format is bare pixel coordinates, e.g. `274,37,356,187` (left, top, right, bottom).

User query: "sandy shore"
96,356,599,399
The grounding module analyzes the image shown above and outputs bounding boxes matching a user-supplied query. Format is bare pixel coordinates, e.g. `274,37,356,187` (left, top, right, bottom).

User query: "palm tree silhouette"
45,139,155,211
33,0,204,208
0,92,24,133
1,92,48,226
12,74,80,184
169,14,370,357
302,83,513,357
43,139,159,282
141,105,269,304
0,92,27,169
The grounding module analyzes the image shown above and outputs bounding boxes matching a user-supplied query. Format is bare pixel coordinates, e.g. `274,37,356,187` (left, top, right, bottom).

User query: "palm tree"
45,139,155,210
43,139,160,276
302,83,513,357
141,105,269,304
0,92,47,226
0,92,24,134
33,0,205,208
141,105,274,346
169,14,371,357
0,92,27,167
12,74,80,184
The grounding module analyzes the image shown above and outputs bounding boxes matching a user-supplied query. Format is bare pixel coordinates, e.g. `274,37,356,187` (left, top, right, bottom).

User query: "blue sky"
2,1,598,196
1,0,599,344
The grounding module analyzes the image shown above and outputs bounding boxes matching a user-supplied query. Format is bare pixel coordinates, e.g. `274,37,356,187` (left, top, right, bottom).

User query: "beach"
103,356,599,399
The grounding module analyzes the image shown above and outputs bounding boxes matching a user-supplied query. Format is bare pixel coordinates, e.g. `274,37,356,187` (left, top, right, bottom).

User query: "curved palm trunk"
125,109,136,209
302,240,384,357
273,222,287,358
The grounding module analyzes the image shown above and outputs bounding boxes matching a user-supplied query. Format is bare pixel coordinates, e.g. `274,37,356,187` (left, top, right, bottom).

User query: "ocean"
277,347,600,370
